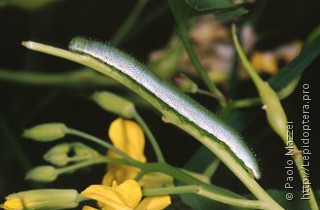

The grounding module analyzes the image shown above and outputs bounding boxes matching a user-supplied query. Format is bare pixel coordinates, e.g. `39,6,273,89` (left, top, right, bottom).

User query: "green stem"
133,112,166,163
144,184,264,209
295,159,319,210
138,163,268,209
65,127,133,163
21,41,283,210
110,0,148,46
227,76,301,110
0,68,117,87
196,89,219,99
229,97,261,109
232,25,262,87
57,156,110,174
203,159,220,178
143,185,199,196
167,1,227,107
179,34,227,107
134,170,146,181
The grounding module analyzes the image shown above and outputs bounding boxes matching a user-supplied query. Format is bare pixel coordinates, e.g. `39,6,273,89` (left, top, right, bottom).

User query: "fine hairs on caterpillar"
69,37,261,179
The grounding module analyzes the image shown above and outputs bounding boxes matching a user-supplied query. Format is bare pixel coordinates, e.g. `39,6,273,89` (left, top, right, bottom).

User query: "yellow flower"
103,118,173,188
81,180,171,210
83,118,171,210
251,51,278,74
250,41,302,75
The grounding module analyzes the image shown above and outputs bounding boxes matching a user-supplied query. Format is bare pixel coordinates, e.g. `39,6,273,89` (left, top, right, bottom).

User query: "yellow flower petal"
114,180,142,208
251,51,278,74
81,181,142,210
103,167,139,186
82,205,98,210
3,198,25,209
108,118,146,162
81,185,125,209
102,170,116,186
135,196,171,210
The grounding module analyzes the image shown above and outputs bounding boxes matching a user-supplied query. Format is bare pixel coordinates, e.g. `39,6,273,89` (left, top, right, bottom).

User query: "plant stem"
133,112,166,163
66,127,133,163
203,159,220,178
135,162,270,209
56,156,110,174
110,0,148,46
196,89,219,99
178,33,227,107
134,170,146,181
0,68,117,87
143,185,199,196
143,185,265,209
227,75,301,110
167,1,227,107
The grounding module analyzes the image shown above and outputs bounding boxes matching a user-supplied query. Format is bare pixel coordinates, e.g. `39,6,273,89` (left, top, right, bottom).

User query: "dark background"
0,0,319,205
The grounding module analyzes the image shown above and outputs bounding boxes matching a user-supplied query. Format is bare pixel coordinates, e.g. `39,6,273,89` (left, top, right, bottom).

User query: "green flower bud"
2,189,79,210
72,142,98,158
43,143,71,166
23,123,67,142
91,91,136,118
173,74,198,93
26,166,58,182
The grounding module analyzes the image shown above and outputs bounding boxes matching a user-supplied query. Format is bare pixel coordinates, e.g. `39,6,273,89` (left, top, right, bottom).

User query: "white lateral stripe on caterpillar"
69,37,261,179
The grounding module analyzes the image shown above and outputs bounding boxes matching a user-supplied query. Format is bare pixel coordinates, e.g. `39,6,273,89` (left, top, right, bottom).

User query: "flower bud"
91,91,136,118
2,189,79,210
23,123,67,142
73,142,99,158
43,143,71,166
173,74,198,93
26,166,58,182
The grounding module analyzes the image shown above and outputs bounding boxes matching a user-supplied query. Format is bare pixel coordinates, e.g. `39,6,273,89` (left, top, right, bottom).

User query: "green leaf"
186,0,234,10
181,194,233,210
185,0,245,11
170,0,248,21
269,38,320,91
214,6,248,20
182,148,226,210
304,25,320,48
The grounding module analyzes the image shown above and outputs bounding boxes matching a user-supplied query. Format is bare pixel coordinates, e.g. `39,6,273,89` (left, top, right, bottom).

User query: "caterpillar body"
69,37,261,179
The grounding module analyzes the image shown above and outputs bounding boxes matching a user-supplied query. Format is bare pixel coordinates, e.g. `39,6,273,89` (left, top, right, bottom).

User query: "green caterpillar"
69,37,261,179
